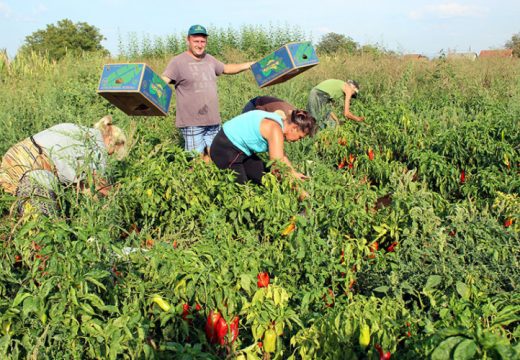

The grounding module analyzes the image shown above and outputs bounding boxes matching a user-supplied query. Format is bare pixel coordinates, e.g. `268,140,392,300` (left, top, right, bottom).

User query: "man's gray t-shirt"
32,123,107,184
162,52,225,128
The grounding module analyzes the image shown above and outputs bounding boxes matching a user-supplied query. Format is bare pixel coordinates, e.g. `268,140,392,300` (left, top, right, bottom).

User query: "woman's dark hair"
290,109,317,137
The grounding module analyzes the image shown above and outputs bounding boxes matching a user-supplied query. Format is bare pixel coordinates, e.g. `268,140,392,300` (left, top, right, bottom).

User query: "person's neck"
186,51,205,60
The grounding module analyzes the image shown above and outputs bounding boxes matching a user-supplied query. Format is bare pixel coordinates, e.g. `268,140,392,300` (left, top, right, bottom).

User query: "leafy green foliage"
19,19,108,60
505,32,520,57
316,32,359,55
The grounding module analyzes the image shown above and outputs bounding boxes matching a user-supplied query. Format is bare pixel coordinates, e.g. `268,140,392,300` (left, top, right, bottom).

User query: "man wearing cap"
162,24,254,161
307,79,365,129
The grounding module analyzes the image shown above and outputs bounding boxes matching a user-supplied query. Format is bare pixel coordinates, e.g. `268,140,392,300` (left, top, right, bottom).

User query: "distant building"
479,49,513,58
447,52,478,61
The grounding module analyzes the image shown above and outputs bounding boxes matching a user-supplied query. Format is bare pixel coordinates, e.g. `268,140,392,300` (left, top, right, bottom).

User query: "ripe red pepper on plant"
504,218,513,227
386,241,398,252
215,316,239,345
338,157,347,169
206,311,239,345
257,272,270,288
182,303,190,321
460,170,466,184
205,310,222,344
375,344,391,360
348,154,356,169
368,148,375,161
368,242,379,258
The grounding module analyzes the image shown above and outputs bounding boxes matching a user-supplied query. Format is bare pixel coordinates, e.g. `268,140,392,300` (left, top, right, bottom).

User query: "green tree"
20,19,108,60
505,32,520,57
316,32,358,55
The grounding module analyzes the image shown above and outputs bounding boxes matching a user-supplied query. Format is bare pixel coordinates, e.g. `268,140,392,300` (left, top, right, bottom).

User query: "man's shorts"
179,125,221,154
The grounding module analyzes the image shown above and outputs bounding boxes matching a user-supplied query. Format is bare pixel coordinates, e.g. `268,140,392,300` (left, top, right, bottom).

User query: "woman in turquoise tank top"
210,109,316,185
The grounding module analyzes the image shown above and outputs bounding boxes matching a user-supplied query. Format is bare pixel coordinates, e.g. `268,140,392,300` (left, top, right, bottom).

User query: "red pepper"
375,344,391,360
182,303,190,321
368,148,375,161
504,218,513,227
338,157,347,169
257,272,270,288
214,315,239,345
386,241,398,252
460,170,466,184
230,316,239,344
215,317,228,345
368,242,379,258
205,311,221,344
348,154,356,169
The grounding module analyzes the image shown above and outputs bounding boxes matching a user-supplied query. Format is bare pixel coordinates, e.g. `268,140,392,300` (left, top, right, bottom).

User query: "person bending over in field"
307,79,364,128
0,115,127,216
242,96,296,120
161,24,254,162
210,109,316,185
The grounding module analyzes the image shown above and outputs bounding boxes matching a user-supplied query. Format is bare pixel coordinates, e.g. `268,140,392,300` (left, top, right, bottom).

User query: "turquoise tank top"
223,110,284,156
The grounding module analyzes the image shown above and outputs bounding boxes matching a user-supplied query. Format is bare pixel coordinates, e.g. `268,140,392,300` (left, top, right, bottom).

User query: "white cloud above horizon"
409,2,488,20
0,1,11,18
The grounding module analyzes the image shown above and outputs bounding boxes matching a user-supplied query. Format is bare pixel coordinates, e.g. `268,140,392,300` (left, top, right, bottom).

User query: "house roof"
479,49,513,58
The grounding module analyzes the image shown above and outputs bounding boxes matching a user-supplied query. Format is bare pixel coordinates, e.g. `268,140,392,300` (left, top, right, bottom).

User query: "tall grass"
118,23,308,60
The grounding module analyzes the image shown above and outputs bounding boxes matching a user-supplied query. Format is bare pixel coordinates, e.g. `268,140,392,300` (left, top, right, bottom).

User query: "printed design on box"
255,48,292,84
291,42,318,67
141,67,171,112
100,64,143,90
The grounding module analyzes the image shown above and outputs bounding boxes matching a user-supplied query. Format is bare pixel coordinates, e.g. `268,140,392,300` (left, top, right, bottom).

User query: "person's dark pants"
210,130,266,185
241,97,259,114
307,88,336,129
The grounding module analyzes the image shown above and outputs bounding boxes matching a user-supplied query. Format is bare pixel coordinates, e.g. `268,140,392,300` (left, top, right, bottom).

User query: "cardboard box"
97,63,172,116
251,42,319,88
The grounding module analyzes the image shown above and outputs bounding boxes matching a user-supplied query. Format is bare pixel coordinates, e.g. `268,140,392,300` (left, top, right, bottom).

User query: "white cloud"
0,2,45,22
316,26,334,35
0,1,11,18
33,4,47,15
409,2,487,20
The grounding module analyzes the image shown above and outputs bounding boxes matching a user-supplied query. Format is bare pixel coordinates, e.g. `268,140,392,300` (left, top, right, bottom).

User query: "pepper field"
0,49,519,359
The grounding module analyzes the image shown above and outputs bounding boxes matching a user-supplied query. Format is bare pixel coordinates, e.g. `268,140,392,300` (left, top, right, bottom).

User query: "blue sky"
1,0,519,58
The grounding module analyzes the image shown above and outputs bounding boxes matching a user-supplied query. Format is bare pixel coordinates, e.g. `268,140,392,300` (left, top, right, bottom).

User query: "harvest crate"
97,63,172,116
251,41,319,88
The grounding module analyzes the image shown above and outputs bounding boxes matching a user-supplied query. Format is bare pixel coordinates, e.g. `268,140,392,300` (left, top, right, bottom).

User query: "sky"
1,0,519,58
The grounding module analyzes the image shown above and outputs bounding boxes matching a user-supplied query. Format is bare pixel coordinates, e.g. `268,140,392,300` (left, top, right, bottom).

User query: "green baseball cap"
188,24,208,36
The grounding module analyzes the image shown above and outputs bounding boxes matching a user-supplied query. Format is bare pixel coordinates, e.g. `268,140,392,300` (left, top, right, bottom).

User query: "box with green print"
251,42,319,88
97,63,172,116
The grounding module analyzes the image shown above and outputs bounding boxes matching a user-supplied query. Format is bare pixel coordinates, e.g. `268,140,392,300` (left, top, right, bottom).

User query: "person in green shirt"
307,79,364,128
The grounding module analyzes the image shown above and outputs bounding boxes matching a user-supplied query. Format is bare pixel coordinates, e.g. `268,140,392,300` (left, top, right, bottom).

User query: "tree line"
7,19,520,61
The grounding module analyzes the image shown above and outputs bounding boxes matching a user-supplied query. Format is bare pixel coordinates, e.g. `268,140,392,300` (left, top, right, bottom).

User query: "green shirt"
315,79,346,101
